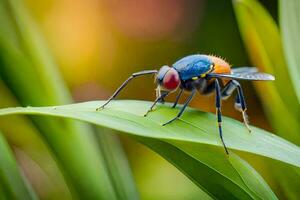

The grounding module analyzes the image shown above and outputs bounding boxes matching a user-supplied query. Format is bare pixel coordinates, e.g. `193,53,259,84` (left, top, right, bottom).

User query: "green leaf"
0,0,138,198
0,132,37,200
232,0,300,144
1,100,298,167
227,153,277,200
140,138,277,200
0,8,117,200
280,0,300,103
96,128,139,200
233,0,300,199
4,0,71,104
1,100,299,199
0,77,73,199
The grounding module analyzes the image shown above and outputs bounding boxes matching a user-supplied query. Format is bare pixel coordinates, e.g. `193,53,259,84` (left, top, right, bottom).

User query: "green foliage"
1,100,300,199
0,0,299,198
232,0,300,144
0,132,37,200
141,139,278,200
232,0,300,199
0,78,73,199
280,0,300,103
0,100,298,166
0,0,137,199
96,128,139,200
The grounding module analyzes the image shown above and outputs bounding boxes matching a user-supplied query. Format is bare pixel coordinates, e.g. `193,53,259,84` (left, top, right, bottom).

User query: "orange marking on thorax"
208,55,231,74
207,55,231,85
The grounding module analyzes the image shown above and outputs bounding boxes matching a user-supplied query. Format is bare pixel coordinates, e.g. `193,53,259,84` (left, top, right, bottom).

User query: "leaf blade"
0,132,38,200
137,136,279,200
232,0,300,144
0,100,299,168
96,128,139,200
0,0,138,198
280,0,300,103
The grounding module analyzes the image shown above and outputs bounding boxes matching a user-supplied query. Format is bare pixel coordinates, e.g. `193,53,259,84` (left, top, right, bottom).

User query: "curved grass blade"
0,100,299,168
232,0,300,198
0,78,73,199
232,0,300,144
0,26,116,199
280,0,300,103
96,128,139,200
0,132,37,200
0,100,283,199
140,137,277,200
0,0,137,198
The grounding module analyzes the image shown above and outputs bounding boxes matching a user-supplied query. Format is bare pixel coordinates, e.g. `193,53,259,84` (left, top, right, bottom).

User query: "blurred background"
0,0,289,199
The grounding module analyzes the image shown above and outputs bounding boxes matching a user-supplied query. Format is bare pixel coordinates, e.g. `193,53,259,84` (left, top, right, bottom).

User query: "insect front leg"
162,89,196,126
96,70,157,111
215,79,229,155
144,91,169,117
221,80,251,133
172,88,184,108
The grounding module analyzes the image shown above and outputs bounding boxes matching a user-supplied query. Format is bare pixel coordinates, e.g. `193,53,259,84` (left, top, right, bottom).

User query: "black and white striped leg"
232,80,251,133
163,89,196,126
96,70,157,110
215,79,229,155
221,80,251,133
144,92,169,117
172,88,184,108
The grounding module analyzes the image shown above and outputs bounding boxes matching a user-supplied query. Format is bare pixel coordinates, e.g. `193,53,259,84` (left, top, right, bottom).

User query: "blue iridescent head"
156,66,180,91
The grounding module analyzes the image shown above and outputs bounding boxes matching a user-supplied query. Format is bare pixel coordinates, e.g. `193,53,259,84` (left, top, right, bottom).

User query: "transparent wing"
231,67,258,74
208,71,275,81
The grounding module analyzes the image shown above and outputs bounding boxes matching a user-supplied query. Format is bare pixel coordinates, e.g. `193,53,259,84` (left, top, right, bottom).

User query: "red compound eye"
162,68,180,90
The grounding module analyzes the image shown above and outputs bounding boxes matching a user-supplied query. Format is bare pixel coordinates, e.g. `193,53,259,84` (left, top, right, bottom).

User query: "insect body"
97,54,275,154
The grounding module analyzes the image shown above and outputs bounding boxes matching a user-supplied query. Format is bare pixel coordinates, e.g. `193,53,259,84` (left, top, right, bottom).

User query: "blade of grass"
227,153,277,200
0,132,38,200
0,0,138,198
232,0,300,199
5,0,71,104
0,100,298,167
0,78,73,199
271,162,300,200
280,0,300,103
232,0,300,144
0,10,116,200
177,143,277,200
0,101,284,199
96,128,139,200
0,181,7,199
139,138,277,200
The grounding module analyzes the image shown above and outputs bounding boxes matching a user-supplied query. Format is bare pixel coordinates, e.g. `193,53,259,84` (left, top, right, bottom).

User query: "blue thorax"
173,54,212,81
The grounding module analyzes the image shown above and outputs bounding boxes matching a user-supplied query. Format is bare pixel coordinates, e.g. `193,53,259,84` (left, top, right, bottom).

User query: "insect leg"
221,80,236,100
144,91,169,117
162,89,196,126
96,70,158,110
232,80,251,133
172,88,184,108
215,79,229,155
221,80,251,133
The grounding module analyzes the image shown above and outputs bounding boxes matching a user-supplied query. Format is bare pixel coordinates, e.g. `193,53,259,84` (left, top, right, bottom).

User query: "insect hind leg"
233,81,251,133
215,79,229,154
221,80,251,133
